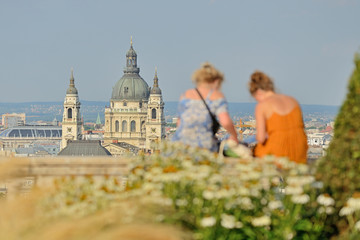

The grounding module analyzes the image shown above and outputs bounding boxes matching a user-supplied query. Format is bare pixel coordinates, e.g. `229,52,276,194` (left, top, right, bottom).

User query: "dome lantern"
66,68,78,94
150,67,162,94
111,38,149,101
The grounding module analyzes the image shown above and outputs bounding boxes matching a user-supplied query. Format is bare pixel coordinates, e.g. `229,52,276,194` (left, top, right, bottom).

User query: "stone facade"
104,40,165,153
145,70,165,150
61,69,82,149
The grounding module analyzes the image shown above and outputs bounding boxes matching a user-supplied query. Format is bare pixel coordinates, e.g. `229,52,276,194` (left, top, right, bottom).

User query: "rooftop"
58,140,112,156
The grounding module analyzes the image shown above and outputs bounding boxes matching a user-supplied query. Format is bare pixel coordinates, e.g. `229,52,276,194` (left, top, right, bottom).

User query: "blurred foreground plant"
125,141,341,239
2,126,360,239
315,52,360,238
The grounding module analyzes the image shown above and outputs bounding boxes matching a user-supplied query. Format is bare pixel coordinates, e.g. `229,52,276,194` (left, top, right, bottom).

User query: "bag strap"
195,88,219,123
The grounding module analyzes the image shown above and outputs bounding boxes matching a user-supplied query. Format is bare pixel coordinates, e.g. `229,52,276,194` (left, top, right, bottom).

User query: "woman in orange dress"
249,71,308,164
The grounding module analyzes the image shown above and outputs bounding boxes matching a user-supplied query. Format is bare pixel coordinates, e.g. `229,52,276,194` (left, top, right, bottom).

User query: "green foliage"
316,52,360,237
40,176,125,218
0,191,6,199
7,140,360,239
83,125,95,131
166,122,177,128
125,142,334,239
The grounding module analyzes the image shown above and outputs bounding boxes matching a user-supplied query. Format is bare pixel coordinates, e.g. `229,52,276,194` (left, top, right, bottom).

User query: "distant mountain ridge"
163,102,340,117
0,101,340,122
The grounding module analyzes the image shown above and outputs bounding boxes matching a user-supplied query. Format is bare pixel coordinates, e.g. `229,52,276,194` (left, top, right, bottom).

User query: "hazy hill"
0,101,339,123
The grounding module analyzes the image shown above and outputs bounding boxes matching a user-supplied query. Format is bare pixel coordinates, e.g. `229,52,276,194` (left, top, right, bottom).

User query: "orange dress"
254,105,308,164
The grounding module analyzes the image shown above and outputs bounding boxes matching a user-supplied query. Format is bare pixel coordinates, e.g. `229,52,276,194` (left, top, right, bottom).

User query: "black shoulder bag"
195,88,220,136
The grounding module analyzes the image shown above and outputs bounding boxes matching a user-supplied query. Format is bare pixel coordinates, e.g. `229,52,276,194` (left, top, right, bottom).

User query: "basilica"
60,40,165,156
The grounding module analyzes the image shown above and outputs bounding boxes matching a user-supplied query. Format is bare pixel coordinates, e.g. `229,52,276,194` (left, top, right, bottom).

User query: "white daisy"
221,214,236,229
200,216,216,227
339,205,354,216
291,194,310,205
251,215,271,227
317,194,335,207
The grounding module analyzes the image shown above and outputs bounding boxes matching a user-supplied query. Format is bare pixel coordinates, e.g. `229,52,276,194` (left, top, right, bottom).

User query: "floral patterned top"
172,91,229,152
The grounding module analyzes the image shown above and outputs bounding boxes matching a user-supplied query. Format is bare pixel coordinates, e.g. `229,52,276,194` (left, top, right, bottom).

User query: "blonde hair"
192,62,224,85
248,70,274,95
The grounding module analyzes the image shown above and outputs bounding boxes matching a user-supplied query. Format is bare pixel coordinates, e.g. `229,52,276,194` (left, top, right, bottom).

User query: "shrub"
315,52,360,237
125,142,333,239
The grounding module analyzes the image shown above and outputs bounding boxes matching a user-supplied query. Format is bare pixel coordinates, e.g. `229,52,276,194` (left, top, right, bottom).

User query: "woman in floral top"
172,62,238,152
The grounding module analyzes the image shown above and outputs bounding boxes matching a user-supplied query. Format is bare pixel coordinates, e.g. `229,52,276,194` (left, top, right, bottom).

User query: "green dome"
111,73,149,101
66,86,78,94
111,41,150,101
150,86,161,94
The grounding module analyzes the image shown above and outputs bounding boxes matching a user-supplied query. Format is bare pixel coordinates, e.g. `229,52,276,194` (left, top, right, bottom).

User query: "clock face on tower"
151,128,156,133
67,127,72,133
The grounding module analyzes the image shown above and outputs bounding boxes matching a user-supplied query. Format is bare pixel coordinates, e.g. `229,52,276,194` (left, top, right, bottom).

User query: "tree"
316,52,360,236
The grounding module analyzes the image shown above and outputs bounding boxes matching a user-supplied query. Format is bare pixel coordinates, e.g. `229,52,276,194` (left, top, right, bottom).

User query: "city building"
61,69,82,149
59,70,111,156
0,125,62,154
172,117,178,124
307,132,326,146
103,40,165,155
95,113,102,130
2,113,26,128
58,140,111,156
307,132,332,147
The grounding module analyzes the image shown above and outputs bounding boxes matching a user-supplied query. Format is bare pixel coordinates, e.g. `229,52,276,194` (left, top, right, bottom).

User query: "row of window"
108,109,158,119
112,108,138,112
114,120,145,132
122,101,142,108
2,129,62,138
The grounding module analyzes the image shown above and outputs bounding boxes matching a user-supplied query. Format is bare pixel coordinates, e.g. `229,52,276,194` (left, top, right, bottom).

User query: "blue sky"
0,0,358,106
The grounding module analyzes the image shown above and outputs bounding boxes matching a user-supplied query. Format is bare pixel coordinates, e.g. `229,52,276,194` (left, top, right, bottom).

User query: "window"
51,130,60,137
123,101,127,106
9,130,20,137
141,121,145,132
36,129,45,137
68,108,72,119
124,87,129,93
20,129,32,137
122,120,127,132
115,120,119,132
45,130,51,137
152,108,156,119
131,120,136,132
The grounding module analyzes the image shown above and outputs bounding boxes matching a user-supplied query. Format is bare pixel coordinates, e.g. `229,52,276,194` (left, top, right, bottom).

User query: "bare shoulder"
255,101,267,114
256,98,275,118
281,94,300,106
270,94,300,114
209,89,225,100
280,94,297,101
183,89,197,99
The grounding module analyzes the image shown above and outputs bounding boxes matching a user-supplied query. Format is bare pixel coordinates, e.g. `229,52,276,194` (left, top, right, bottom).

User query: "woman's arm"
218,112,238,143
176,93,186,127
255,103,267,144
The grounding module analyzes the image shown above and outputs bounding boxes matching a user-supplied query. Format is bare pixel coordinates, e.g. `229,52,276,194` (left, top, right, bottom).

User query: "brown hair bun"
249,70,274,95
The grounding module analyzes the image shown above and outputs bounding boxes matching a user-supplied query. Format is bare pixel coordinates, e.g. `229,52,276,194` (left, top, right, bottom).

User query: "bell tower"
146,68,165,151
61,69,82,149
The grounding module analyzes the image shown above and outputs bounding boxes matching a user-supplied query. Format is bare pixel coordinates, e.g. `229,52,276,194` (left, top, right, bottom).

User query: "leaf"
294,219,313,232
352,151,360,159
